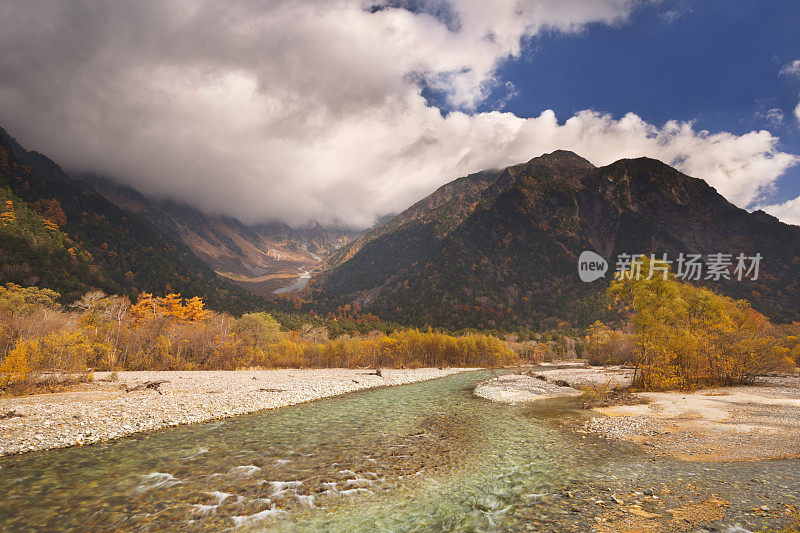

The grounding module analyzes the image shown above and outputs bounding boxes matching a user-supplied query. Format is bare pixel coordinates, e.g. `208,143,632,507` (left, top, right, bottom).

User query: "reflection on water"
0,371,798,531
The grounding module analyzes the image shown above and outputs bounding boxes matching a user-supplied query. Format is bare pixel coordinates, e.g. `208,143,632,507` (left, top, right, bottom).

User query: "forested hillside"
0,129,266,313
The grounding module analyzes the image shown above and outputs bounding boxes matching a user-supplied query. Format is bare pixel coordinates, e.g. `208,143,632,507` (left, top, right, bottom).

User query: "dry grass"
2,371,93,396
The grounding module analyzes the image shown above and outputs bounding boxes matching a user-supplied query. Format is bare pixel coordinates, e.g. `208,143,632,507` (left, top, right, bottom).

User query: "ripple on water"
231,506,284,528
295,494,315,507
182,447,209,460
344,478,374,488
192,504,218,517
228,465,262,476
339,488,373,496
266,480,303,495
205,491,234,505
132,473,181,495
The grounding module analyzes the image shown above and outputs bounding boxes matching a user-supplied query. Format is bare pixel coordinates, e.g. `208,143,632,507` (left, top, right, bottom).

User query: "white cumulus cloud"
0,0,797,228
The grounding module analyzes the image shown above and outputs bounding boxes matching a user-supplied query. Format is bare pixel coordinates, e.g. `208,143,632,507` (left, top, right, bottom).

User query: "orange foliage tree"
130,292,210,323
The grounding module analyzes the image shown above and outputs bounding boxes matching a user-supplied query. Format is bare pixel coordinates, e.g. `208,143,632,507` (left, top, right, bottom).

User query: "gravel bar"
0,368,473,456
474,374,581,403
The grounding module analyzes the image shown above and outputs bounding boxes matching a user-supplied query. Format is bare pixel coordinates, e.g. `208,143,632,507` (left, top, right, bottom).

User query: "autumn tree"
585,321,636,366
0,199,16,225
0,283,60,318
234,312,280,347
608,256,792,390
184,296,211,322
130,292,159,320
31,198,67,228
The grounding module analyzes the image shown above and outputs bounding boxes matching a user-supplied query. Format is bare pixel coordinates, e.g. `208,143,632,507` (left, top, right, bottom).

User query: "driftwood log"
0,409,24,420
123,380,169,394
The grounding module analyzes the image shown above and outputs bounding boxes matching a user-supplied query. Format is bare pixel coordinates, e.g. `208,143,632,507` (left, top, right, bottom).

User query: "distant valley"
84,176,360,296
0,126,358,307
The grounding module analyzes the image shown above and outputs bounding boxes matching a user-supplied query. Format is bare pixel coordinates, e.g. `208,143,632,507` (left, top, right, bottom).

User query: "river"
273,269,311,295
0,371,798,531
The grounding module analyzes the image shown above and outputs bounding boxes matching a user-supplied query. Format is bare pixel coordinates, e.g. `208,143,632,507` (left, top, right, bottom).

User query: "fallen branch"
124,380,169,394
0,409,24,420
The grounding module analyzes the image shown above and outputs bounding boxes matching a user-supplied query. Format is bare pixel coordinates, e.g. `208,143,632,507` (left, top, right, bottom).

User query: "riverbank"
474,373,582,403
0,368,472,456
584,375,800,461
473,366,633,404
479,366,800,461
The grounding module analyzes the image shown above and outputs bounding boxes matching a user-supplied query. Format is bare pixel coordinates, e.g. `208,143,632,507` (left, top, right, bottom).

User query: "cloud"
780,59,800,77
0,0,797,229
755,106,784,127
761,195,800,227
659,2,692,25
779,60,800,128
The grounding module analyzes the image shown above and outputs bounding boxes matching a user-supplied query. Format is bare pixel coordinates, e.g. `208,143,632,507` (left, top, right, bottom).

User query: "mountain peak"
521,149,595,171
532,149,594,166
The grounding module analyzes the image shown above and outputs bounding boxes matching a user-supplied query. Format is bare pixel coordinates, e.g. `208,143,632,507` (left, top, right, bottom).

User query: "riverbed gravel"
479,368,800,461
534,366,635,389
474,374,581,403
0,368,472,456
583,376,800,461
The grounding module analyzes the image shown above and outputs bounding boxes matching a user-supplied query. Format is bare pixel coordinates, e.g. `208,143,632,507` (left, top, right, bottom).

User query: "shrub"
0,330,107,394
585,321,636,366
0,289,519,385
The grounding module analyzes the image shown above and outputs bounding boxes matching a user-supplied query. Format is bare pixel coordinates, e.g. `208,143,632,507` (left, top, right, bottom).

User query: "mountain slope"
0,128,266,312
316,151,800,329
84,175,359,296
322,168,505,277
0,163,100,297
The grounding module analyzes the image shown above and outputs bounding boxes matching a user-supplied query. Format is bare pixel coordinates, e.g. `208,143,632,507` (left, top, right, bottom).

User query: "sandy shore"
584,376,800,461
0,368,472,456
479,367,800,461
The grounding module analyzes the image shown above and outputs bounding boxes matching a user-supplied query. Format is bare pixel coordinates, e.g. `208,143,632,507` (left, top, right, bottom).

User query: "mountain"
84,176,360,296
314,151,800,329
0,128,266,312
323,168,503,271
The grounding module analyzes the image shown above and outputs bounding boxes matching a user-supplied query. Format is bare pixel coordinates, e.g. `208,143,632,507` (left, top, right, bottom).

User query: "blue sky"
483,0,800,204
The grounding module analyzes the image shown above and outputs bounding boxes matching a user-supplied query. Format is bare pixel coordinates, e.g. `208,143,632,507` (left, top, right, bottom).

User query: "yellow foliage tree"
130,292,159,320
162,293,187,321
0,330,112,392
609,255,792,390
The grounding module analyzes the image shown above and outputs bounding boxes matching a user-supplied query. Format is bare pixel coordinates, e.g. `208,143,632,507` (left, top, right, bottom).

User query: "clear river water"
1,371,798,531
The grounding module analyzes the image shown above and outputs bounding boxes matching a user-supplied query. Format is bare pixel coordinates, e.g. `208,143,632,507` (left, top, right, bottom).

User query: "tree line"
0,284,517,394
